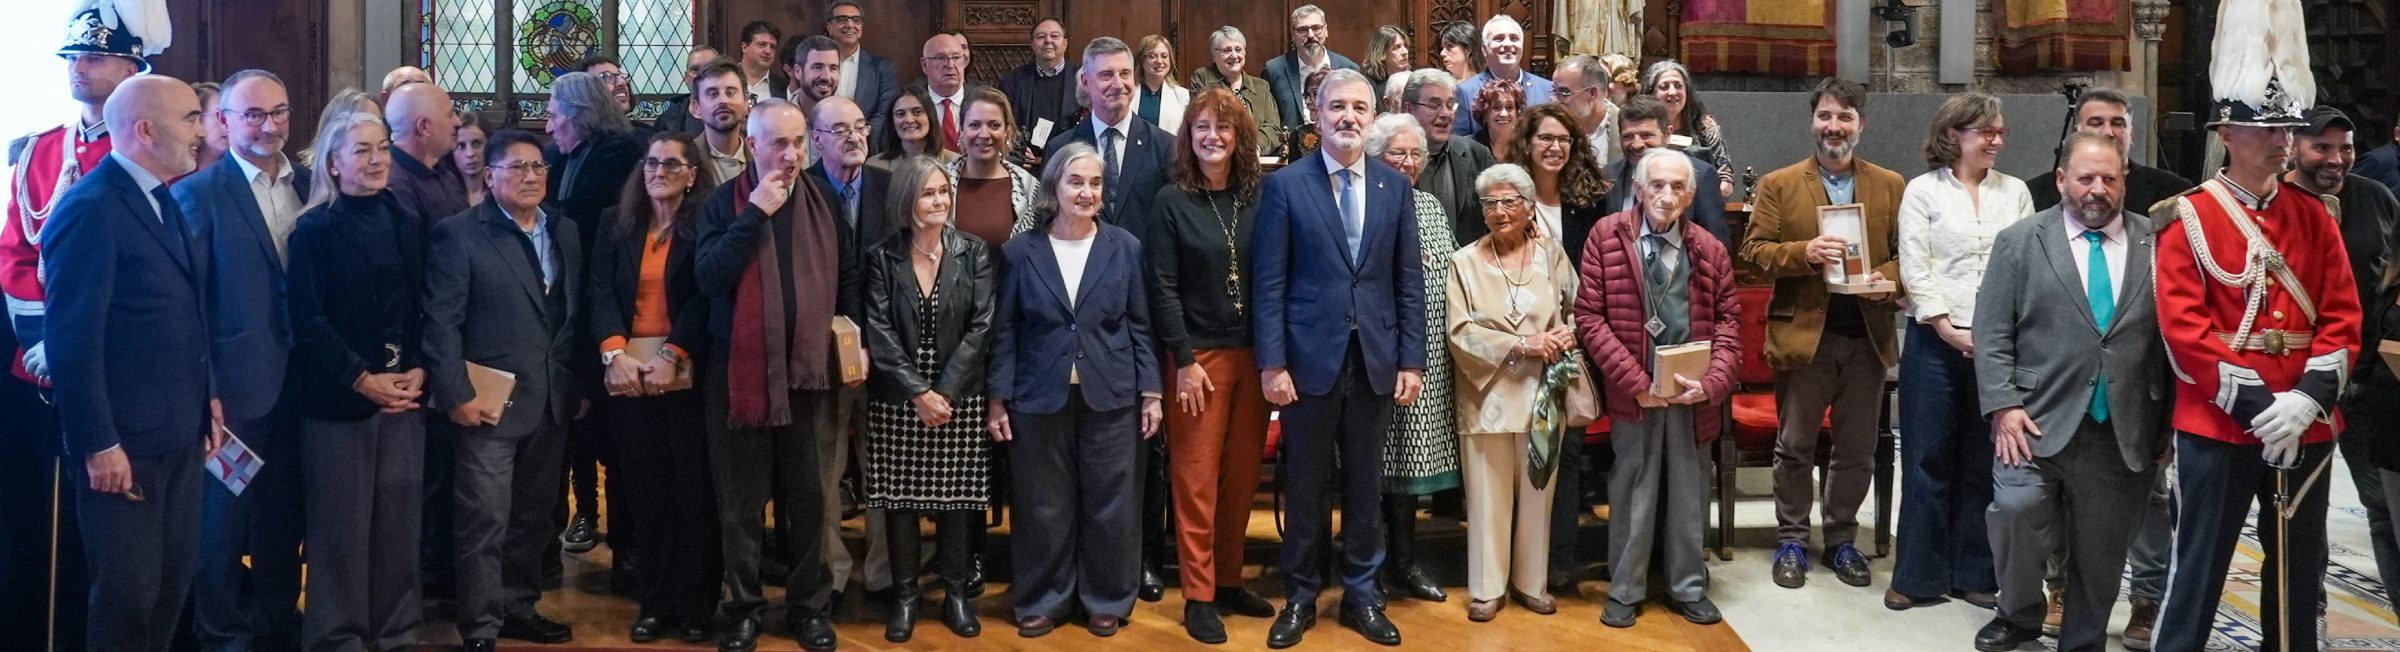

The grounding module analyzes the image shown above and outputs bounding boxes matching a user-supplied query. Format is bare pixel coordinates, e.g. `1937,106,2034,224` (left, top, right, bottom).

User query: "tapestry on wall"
1991,0,2131,74
1678,0,1836,76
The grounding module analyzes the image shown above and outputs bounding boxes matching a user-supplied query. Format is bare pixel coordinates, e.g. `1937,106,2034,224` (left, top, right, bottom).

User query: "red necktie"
941,98,959,152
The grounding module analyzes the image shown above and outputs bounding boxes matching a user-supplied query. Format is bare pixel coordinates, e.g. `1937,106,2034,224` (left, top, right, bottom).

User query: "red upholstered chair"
1711,286,1897,559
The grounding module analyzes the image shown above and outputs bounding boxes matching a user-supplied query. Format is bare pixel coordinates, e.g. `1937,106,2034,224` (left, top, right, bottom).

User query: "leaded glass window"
419,0,697,122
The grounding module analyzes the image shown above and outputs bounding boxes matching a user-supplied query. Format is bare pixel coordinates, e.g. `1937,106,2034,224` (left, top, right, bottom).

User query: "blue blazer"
1043,115,1174,243
988,223,1160,414
175,154,311,423
45,155,214,457
852,50,902,128
1249,152,1424,396
1262,51,1359,129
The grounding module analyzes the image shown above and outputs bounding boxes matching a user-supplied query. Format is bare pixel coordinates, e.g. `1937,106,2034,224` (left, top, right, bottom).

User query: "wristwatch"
602,349,626,365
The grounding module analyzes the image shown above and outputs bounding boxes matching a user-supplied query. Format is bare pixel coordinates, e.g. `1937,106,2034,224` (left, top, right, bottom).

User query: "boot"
1380,494,1447,602
883,582,920,642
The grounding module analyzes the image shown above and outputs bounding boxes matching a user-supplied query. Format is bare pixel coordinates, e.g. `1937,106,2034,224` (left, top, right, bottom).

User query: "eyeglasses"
827,15,863,25
923,54,967,65
1968,126,2010,142
641,158,693,173
1533,134,1575,147
1214,46,1246,55
595,71,628,84
222,107,292,127
1551,85,1587,100
814,122,870,139
491,161,551,174
1293,25,1326,34
1380,149,1426,164
1411,100,1459,112
1479,195,1527,209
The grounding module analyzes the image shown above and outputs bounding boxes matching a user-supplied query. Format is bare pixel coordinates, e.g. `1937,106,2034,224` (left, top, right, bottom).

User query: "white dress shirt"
1896,166,2035,327
837,49,861,100
232,153,304,261
1090,110,1134,171
2063,211,2128,306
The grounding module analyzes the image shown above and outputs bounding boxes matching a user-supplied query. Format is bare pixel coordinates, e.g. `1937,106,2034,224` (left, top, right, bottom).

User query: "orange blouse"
600,233,681,357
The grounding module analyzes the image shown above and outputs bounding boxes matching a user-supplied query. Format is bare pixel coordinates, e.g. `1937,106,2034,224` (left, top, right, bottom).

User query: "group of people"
6,1,2395,652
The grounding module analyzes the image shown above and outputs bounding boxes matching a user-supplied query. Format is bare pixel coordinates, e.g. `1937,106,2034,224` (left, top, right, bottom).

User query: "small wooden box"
833,316,868,384
1651,341,1713,398
2380,340,2400,377
1818,203,1894,294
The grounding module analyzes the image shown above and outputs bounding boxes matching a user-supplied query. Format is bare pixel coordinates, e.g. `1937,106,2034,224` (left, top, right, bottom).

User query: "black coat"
421,202,585,438
586,207,710,363
860,227,995,402
285,192,426,421
547,129,645,252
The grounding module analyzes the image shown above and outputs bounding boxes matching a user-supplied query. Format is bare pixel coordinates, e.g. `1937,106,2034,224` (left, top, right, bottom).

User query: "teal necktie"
2084,230,2112,423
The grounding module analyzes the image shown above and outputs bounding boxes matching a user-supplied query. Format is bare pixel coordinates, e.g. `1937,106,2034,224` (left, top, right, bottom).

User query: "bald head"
386,82,458,164
104,75,206,179
748,100,810,179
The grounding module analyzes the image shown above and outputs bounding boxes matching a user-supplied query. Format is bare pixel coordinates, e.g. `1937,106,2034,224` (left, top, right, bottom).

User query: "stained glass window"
422,0,696,120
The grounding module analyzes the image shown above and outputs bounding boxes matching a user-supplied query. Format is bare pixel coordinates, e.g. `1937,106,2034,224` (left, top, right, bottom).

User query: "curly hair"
1171,88,1264,203
1505,103,1610,206
1471,78,1523,129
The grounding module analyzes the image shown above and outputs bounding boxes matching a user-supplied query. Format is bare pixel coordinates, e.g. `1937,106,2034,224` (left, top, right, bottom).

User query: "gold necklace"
1202,188,1243,312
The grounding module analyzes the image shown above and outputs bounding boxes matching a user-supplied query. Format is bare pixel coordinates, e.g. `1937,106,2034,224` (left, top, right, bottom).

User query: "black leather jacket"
861,226,997,402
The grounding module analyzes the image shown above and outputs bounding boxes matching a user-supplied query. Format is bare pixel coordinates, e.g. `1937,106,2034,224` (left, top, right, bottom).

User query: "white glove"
19,342,45,382
2249,391,2320,445
2261,431,2304,468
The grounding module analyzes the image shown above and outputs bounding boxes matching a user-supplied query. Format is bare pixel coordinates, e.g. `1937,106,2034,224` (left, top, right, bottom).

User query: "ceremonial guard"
2153,1,2364,649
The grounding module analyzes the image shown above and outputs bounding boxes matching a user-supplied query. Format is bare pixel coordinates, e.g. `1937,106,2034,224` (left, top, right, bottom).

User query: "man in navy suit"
1262,5,1359,130
45,73,217,652
173,68,310,652
1043,37,1173,248
1043,35,1180,598
1251,68,1422,648
825,1,899,128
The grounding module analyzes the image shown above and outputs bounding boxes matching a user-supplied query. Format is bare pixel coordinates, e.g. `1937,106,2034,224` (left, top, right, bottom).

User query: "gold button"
74,146,85,154
2266,278,2276,288
2274,310,2285,320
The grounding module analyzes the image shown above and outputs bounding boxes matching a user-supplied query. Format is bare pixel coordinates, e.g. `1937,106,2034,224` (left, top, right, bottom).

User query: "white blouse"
1896,167,2035,328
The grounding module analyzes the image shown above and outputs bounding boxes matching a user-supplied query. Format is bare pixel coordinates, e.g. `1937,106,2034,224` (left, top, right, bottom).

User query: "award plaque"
1817,203,1894,294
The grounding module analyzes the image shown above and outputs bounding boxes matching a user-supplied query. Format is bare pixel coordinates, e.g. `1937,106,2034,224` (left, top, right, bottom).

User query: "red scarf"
727,168,839,427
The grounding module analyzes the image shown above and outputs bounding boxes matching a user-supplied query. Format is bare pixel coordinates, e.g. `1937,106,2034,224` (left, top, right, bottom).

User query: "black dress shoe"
1599,599,1639,628
884,594,920,642
1383,565,1449,602
560,513,599,554
1185,601,1228,644
940,592,981,637
1139,565,1166,602
1771,542,1809,589
1973,617,2043,652
717,617,759,652
463,639,496,652
630,613,667,643
963,555,988,598
499,612,574,644
1337,603,1401,646
795,611,838,651
1217,587,1277,618
679,621,713,643
1265,603,1316,649
1825,543,1872,587
1668,597,1722,625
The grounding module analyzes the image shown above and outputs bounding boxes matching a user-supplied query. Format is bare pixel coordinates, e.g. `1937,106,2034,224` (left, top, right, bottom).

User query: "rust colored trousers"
1166,348,1273,600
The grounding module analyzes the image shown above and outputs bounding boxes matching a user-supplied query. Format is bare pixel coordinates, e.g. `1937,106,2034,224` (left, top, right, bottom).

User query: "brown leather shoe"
2042,587,2064,636
1882,588,1949,611
1955,591,1998,610
1510,590,1557,615
2123,600,2159,650
1466,599,1501,622
1087,613,1125,637
1017,615,1058,638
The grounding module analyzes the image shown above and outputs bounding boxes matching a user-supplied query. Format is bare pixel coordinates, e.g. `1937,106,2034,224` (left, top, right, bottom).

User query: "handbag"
1560,350,1602,427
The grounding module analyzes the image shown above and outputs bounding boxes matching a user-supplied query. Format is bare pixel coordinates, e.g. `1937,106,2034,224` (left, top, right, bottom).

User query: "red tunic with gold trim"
2,122,112,385
2152,176,2363,445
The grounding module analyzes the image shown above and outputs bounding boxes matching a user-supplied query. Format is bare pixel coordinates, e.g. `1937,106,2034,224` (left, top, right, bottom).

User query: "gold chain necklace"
1203,188,1244,312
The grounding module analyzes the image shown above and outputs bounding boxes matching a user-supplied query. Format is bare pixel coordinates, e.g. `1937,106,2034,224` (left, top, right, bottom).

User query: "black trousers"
1008,391,1142,620
886,509,977,592
419,419,455,597
606,390,719,622
300,411,425,651
193,409,304,652
2156,432,2332,652
708,383,833,622
75,443,205,652
1276,340,1392,609
0,384,84,652
453,416,569,640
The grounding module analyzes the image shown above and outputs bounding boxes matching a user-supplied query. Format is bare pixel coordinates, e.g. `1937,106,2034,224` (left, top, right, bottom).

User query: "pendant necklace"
1204,189,1244,313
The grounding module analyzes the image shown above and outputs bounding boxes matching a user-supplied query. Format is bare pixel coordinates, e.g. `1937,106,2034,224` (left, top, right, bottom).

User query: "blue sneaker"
1771,541,1809,589
1826,543,1873,587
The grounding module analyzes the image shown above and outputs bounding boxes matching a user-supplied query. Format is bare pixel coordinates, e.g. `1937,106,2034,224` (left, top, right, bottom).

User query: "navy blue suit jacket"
1262,51,1358,129
851,50,902,128
1249,152,1424,396
1043,115,1174,246
175,154,311,423
46,155,214,457
988,224,1160,414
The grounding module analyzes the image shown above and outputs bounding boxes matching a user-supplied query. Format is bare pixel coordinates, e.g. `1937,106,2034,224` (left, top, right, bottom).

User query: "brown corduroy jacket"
1737,157,1907,371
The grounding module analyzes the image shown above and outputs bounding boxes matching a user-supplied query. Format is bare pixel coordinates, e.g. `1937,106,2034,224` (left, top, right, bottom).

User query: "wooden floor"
413,504,1750,652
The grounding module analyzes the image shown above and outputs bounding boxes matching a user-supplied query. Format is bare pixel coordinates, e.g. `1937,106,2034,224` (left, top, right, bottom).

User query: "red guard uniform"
1,121,111,385
2153,177,2363,444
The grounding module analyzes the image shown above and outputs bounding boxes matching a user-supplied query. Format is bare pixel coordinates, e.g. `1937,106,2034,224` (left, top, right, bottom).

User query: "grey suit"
1973,207,2171,652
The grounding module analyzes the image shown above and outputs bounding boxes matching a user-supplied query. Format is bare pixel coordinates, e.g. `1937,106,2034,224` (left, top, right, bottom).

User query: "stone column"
2133,0,2172,164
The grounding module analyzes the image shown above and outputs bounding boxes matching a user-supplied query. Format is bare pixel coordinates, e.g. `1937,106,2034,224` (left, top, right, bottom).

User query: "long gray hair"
551,71,635,137
303,111,392,211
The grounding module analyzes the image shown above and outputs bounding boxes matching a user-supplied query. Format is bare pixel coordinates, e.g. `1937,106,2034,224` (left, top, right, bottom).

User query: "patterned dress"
1384,190,1463,495
864,282,992,510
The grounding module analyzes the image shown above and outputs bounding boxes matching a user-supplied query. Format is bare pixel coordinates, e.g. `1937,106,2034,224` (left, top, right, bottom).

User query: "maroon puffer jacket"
1572,208,1744,442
